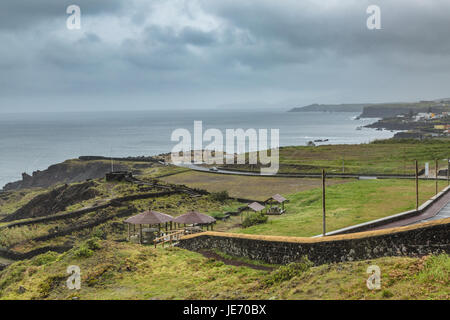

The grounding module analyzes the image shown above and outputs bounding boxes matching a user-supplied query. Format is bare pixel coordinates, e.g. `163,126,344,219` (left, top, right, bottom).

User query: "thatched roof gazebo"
124,210,174,243
239,202,266,223
265,194,287,215
173,211,216,231
247,202,266,212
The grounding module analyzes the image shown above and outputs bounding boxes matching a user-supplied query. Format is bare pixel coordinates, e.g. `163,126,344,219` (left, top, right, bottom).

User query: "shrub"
210,212,227,220
381,289,394,298
264,256,313,286
92,227,107,240
73,246,94,258
242,212,268,228
72,238,101,258
32,251,59,266
85,238,101,250
210,191,229,202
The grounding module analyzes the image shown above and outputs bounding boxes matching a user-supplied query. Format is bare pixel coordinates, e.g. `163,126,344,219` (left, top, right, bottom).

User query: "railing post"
322,169,326,237
435,159,438,195
415,160,419,211
447,156,449,186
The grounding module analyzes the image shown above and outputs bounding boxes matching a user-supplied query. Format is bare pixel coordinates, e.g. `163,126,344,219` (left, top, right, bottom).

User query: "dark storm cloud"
1,0,450,112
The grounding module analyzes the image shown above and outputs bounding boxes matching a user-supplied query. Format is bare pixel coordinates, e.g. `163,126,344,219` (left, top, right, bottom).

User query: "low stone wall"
177,218,450,265
1,190,179,229
0,245,73,261
31,207,137,242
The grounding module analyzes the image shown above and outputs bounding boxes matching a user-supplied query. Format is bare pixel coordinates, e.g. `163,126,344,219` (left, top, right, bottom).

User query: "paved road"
176,163,449,180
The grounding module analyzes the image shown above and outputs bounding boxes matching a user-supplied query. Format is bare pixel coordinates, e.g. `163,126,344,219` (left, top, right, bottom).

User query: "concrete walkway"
418,199,450,223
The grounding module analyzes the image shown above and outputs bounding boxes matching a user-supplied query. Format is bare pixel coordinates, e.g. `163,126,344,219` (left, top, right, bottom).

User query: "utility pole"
322,169,326,236
435,159,438,195
448,156,449,186
415,160,419,211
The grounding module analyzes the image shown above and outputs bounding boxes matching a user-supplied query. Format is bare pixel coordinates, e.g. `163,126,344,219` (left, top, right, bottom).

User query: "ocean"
0,110,396,188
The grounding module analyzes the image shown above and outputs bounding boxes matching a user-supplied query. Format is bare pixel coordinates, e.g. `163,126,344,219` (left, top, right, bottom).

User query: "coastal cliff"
359,103,450,118
1,160,126,192
288,103,368,113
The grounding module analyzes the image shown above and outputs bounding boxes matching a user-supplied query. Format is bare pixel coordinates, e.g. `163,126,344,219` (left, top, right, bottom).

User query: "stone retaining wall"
177,218,450,265
0,245,73,262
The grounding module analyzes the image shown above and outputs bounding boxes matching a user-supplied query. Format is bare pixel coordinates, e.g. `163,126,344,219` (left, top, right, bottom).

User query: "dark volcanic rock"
1,181,99,222
2,161,128,191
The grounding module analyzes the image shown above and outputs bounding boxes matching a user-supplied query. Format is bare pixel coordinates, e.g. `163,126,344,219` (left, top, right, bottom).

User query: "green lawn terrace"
231,178,449,237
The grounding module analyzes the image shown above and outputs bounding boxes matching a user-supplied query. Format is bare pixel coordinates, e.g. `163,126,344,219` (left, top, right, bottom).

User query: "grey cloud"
1,0,450,112
0,0,124,30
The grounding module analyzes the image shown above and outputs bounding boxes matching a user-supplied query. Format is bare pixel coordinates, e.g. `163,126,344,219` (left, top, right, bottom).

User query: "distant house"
414,113,432,121
435,124,450,130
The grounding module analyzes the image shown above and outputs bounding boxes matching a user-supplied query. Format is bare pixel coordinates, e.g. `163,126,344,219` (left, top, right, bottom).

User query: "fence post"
415,160,419,211
435,159,438,195
322,169,326,237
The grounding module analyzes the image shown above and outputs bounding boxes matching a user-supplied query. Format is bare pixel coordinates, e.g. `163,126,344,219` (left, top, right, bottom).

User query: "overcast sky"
1,0,450,112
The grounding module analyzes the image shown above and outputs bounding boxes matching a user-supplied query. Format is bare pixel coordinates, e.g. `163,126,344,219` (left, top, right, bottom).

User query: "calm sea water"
0,110,395,188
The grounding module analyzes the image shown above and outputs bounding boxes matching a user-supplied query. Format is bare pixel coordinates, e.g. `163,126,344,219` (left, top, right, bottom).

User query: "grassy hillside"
0,240,448,300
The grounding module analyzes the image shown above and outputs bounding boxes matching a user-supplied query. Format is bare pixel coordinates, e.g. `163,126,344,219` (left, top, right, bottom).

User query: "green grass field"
232,179,448,237
224,139,450,175
162,171,349,201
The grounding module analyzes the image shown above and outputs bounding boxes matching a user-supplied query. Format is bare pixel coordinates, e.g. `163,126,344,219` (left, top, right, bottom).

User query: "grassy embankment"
0,177,242,251
0,239,448,300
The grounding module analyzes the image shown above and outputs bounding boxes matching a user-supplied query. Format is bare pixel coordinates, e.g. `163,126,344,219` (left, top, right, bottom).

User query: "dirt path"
198,250,274,271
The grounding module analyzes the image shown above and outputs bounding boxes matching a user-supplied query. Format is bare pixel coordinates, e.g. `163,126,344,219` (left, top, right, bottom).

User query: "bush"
73,246,94,258
242,212,268,228
32,251,59,266
72,238,101,258
210,191,229,202
85,238,101,250
210,212,227,219
381,289,394,298
264,256,313,286
91,227,107,240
